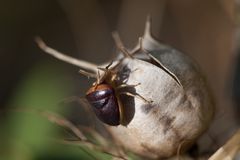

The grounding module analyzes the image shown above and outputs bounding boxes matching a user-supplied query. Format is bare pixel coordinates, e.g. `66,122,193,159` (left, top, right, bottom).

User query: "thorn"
144,15,152,38
112,31,133,59
35,36,47,49
139,37,144,51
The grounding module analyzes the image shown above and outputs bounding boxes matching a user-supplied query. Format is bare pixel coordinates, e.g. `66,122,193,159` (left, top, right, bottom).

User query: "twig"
78,126,108,147
79,146,99,160
11,108,128,159
56,139,128,160
39,110,87,141
12,108,87,141
35,37,98,73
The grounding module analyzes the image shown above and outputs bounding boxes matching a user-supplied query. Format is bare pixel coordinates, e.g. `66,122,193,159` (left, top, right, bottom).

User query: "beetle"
84,61,143,126
84,33,153,126
84,61,124,126
86,83,121,125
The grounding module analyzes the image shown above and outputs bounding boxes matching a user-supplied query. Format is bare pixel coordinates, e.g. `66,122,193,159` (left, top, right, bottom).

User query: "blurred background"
0,0,239,159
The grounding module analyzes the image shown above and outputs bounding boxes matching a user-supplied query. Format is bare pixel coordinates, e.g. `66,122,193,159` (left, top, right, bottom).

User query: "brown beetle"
86,84,120,125
83,33,152,126
83,60,146,126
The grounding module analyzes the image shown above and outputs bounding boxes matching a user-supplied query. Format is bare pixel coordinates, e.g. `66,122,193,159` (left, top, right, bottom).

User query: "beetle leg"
116,83,141,90
119,91,153,104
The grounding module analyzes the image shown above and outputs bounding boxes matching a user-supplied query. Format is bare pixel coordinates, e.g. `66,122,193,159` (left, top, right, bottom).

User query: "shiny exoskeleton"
86,83,120,126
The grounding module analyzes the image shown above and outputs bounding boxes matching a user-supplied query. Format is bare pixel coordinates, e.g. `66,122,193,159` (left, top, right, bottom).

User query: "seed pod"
105,19,214,159
36,18,214,159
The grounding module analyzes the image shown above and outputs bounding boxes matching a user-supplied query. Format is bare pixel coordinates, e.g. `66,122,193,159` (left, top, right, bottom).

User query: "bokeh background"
0,0,239,159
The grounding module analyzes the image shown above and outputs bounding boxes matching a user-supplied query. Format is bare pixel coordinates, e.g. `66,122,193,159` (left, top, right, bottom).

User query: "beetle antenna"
96,60,116,85
112,32,133,59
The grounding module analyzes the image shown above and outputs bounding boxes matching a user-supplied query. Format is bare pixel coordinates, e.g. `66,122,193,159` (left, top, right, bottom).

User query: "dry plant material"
13,108,128,159
36,18,214,159
209,129,240,160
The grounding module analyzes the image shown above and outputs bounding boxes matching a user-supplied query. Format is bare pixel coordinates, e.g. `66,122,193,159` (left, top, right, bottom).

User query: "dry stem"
11,108,128,159
35,37,98,73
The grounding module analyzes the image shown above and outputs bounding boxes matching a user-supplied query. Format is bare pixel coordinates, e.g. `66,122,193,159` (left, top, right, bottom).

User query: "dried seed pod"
105,19,214,159
36,18,214,159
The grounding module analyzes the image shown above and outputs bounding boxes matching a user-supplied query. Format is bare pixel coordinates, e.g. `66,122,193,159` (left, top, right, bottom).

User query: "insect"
86,83,121,125
83,33,153,126
83,60,126,126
